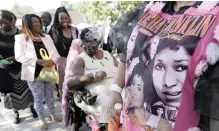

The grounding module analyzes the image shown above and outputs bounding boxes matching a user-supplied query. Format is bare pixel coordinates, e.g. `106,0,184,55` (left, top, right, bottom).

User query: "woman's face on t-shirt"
157,107,164,116
130,74,144,107
152,46,190,108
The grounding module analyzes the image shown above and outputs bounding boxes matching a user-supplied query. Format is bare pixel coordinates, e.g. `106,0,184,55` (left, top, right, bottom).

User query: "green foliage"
74,1,145,24
61,1,73,11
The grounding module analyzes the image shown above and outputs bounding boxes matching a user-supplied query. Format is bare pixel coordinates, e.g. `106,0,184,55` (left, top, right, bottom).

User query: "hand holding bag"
37,48,59,84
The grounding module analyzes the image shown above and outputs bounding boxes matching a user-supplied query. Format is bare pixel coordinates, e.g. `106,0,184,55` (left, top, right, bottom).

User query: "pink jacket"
62,39,84,126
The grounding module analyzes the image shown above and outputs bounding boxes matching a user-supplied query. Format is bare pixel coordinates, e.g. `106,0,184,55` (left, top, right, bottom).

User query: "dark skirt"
194,61,219,130
3,64,34,110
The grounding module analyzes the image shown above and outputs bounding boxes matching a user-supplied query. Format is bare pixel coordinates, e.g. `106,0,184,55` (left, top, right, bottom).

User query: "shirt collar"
43,24,52,33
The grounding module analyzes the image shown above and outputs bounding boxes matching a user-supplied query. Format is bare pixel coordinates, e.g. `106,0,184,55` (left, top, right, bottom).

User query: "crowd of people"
0,5,117,131
1,1,219,131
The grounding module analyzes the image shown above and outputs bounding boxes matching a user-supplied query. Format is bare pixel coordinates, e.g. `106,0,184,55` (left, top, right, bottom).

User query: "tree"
11,3,35,18
74,1,145,24
60,1,73,11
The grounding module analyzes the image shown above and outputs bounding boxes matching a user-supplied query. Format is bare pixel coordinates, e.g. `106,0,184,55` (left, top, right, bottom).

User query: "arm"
110,54,119,67
112,57,126,88
14,34,37,67
67,56,95,89
65,39,84,80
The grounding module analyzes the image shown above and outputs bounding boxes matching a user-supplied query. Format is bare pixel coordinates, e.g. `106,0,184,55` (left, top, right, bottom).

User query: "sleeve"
62,39,84,126
14,34,37,67
65,39,84,79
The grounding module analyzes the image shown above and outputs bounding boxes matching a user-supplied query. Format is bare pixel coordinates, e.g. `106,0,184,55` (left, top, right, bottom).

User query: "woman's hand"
107,90,123,126
0,55,3,60
37,59,54,67
95,71,107,80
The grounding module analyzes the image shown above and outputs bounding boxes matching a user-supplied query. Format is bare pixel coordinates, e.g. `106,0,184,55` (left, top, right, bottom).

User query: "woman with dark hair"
152,102,166,119
108,1,219,131
15,14,61,130
123,63,172,131
144,35,199,126
0,10,37,124
49,7,78,94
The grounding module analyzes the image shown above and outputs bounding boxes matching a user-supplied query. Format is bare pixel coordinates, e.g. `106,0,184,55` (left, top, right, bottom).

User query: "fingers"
108,107,117,127
44,62,54,67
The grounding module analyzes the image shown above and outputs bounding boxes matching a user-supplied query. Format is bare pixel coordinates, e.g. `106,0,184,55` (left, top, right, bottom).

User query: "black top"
0,31,17,58
0,29,20,71
194,61,219,130
33,41,49,78
58,35,73,57
49,26,78,57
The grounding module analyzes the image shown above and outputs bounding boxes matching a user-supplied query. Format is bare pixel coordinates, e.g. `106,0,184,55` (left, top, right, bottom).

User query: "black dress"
0,30,34,110
194,61,219,131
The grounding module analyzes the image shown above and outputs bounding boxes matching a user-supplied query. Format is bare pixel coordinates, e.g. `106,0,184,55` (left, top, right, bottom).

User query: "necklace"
92,55,105,67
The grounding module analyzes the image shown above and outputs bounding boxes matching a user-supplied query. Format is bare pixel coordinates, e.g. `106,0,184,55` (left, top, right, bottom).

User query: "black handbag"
0,64,13,93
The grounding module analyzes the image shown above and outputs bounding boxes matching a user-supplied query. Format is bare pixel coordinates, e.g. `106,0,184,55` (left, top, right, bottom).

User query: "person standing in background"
0,10,37,124
41,12,52,34
100,16,114,53
49,7,78,98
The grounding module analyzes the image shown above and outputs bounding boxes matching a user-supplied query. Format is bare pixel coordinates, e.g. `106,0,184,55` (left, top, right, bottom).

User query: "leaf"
74,1,145,24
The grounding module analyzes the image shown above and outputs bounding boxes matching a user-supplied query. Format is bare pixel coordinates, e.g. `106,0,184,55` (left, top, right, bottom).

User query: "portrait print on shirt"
124,6,217,129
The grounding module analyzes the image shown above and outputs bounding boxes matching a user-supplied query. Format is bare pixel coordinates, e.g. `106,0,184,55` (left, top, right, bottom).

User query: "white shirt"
14,34,60,81
43,24,52,34
74,50,117,123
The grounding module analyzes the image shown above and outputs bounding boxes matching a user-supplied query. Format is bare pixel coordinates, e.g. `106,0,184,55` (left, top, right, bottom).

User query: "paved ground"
0,93,89,131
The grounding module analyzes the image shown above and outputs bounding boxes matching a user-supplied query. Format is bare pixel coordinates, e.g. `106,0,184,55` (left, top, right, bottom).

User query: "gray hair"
80,26,102,43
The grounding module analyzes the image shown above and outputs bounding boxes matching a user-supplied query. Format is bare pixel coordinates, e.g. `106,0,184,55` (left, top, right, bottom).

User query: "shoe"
51,114,62,122
30,106,38,118
40,120,48,130
13,112,20,124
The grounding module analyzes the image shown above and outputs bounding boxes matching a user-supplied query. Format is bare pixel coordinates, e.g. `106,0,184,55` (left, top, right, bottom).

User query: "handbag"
37,48,59,84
